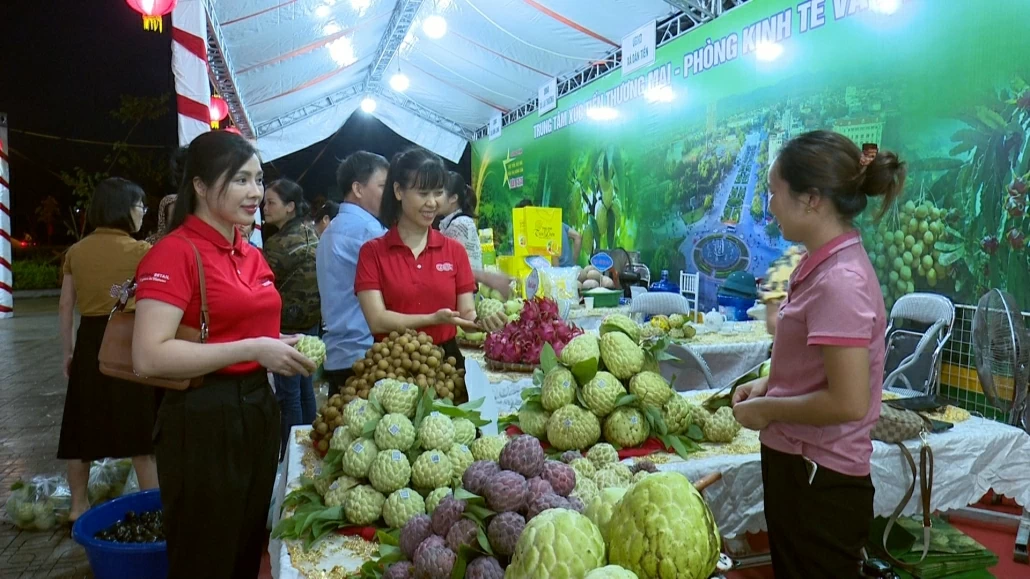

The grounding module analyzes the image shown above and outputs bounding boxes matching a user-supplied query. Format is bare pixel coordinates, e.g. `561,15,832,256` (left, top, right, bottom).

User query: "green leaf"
458,398,485,412
413,387,437,430
660,434,700,459
369,398,385,416
465,504,496,521
451,551,468,579
453,488,482,501
540,343,559,373
939,251,964,267
532,368,545,386
686,424,704,441
361,418,380,439
571,357,598,384
644,406,668,436
520,387,542,401
498,413,518,431
933,240,964,253
521,399,544,414
615,394,639,408
477,528,495,555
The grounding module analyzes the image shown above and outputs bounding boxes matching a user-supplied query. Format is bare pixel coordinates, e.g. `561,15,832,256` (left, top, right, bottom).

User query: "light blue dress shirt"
316,203,386,371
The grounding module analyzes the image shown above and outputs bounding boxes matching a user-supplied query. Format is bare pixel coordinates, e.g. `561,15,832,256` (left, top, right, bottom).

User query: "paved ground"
0,298,92,578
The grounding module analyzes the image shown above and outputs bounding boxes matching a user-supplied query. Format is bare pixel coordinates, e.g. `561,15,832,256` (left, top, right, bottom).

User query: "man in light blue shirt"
316,151,390,392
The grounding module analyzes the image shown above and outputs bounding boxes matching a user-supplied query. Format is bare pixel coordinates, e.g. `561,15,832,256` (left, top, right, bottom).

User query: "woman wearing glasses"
57,178,160,522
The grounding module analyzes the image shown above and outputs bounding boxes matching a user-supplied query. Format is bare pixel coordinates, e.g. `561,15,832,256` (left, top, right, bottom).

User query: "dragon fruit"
484,297,582,365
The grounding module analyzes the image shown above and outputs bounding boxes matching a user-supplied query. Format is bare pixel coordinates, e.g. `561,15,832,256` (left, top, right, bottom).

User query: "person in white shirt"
437,171,483,270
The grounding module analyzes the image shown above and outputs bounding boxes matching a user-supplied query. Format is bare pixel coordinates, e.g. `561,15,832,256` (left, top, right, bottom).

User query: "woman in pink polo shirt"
732,130,906,578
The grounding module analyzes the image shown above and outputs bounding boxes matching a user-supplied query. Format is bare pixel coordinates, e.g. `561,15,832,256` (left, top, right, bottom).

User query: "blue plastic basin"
717,294,756,322
72,490,168,579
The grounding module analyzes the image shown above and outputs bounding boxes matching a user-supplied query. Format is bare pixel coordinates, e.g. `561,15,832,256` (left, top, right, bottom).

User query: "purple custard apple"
400,515,433,560
445,518,479,553
527,476,554,500
525,492,570,520
567,496,585,512
498,435,545,478
465,556,504,579
413,546,455,579
384,561,414,579
430,496,466,536
413,535,446,563
483,470,528,513
560,450,582,463
486,511,526,557
461,460,501,496
540,460,576,497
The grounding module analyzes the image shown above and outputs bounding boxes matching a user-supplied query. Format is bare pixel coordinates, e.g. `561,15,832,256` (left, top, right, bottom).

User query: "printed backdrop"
472,0,1030,311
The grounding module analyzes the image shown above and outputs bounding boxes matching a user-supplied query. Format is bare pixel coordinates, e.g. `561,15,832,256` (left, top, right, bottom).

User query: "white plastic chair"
680,271,700,316
883,293,955,396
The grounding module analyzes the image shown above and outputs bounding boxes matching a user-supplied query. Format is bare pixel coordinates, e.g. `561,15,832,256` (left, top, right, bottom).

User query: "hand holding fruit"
732,376,768,405
252,337,316,376
477,310,508,333
732,397,772,431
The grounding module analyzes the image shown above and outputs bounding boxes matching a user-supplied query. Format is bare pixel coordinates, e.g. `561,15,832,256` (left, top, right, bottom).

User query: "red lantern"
209,96,229,129
125,0,178,33
224,127,242,136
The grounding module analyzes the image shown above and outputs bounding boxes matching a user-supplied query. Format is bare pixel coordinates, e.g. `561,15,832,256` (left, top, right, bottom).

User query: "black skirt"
57,315,157,461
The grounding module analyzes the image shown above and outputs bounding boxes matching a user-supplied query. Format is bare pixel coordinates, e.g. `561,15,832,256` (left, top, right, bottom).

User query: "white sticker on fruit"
563,418,572,428
401,383,411,391
431,454,440,464
630,416,638,424
461,445,469,452
400,489,410,499
314,466,323,476
330,479,340,491
390,425,400,435
354,442,364,453
358,406,366,415
392,450,402,461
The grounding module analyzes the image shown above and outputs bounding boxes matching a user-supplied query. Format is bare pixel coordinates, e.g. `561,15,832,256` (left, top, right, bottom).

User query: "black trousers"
761,445,874,579
155,371,280,579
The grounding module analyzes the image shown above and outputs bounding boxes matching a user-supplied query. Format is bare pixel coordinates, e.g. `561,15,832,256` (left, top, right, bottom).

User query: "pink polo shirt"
760,230,886,477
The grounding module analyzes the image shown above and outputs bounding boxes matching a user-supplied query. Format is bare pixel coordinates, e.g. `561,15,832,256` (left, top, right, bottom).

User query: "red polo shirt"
135,215,281,375
354,227,476,345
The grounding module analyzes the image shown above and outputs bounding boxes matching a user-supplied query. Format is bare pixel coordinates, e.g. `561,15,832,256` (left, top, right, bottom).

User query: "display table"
566,304,632,331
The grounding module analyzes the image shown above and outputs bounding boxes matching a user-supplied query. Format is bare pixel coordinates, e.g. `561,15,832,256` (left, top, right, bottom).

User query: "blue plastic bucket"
72,490,168,579
717,294,756,322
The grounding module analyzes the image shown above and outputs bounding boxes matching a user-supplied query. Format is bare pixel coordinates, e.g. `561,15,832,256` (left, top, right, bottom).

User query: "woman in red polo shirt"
732,131,906,578
131,131,315,578
355,148,506,365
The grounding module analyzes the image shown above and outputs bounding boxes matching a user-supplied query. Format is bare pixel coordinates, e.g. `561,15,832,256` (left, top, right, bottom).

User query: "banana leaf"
868,516,999,579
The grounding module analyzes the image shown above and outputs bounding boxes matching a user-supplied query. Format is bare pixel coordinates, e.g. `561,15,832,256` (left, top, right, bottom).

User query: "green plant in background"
11,261,61,291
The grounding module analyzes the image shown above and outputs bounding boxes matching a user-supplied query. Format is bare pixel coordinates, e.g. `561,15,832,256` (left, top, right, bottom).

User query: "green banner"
472,0,1030,311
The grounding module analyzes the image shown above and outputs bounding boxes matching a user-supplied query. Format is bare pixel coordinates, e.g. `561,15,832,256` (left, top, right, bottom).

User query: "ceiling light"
328,37,356,66
871,0,900,15
586,107,618,121
755,41,784,62
644,85,675,103
389,73,410,92
315,5,332,18
423,15,448,39
323,22,341,35
360,98,377,113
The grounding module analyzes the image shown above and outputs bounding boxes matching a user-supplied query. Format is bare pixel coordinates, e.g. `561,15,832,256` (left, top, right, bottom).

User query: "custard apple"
609,463,633,482
585,565,639,579
570,457,597,480
582,371,626,417
400,514,433,559
445,517,479,553
632,471,651,484
483,470,528,513
487,511,525,557
517,406,551,439
568,496,586,513
477,297,505,320
341,438,379,479
628,372,673,408
368,450,412,494
637,324,663,340
559,450,582,463
586,443,619,468
431,496,466,536
547,405,601,451
668,314,686,329
600,313,641,342
323,476,360,507
446,443,474,485
418,413,456,451
599,332,644,380
451,417,477,445
466,556,505,579
559,334,601,368
384,561,415,579
412,450,453,490
608,472,721,579
414,545,455,579
584,487,629,545
541,366,576,412
526,493,572,520
295,335,326,367
375,414,417,451
689,403,710,429
499,435,545,478
506,508,606,578
330,426,354,451
424,487,452,515
470,434,508,461
593,468,628,490
571,476,600,504
527,476,555,500
369,380,390,406
342,485,385,526
603,407,650,448
703,407,741,443
661,396,694,435
380,381,420,417
383,487,426,529
462,460,501,495
540,460,576,497
414,535,447,561
344,399,383,438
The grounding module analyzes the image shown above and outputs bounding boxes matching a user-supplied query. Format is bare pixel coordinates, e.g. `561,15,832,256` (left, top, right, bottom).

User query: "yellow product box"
512,207,563,259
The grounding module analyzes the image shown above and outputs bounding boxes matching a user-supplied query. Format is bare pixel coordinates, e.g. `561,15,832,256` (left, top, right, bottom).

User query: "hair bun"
859,151,906,198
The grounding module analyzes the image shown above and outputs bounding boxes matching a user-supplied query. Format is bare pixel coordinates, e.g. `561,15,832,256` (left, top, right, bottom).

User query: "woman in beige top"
58,178,159,521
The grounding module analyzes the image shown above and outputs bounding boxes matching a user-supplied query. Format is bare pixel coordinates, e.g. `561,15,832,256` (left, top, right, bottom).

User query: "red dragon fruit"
483,297,582,365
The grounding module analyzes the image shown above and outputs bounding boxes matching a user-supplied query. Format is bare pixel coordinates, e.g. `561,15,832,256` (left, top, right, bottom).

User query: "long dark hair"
444,171,477,218
169,131,258,232
775,130,906,221
379,148,447,227
266,178,310,219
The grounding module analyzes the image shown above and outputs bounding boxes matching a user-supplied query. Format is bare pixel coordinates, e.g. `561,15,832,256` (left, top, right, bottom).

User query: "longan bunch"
343,330,466,404
309,393,346,452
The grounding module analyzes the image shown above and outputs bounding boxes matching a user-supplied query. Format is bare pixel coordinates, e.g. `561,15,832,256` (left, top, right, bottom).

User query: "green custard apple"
593,468,628,491
343,485,386,526
446,443,474,485
547,405,601,451
585,565,639,579
368,450,412,494
418,413,456,451
599,313,641,343
661,396,694,435
451,418,477,445
375,414,417,451
628,372,674,408
517,406,551,439
341,438,379,479
582,372,626,417
476,297,505,321
470,435,508,461
608,472,721,579
382,488,426,530
585,443,619,468
570,476,600,505
599,333,644,380
330,426,355,451
541,366,577,412
668,314,686,330
411,450,453,490
584,487,629,546
702,407,741,443
380,381,420,417
506,508,607,579
570,457,597,480
559,334,601,368
322,476,360,507
344,399,383,438
295,335,327,367
425,487,452,515
603,407,649,448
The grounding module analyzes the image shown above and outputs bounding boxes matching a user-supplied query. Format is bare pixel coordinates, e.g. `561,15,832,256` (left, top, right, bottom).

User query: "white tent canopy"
202,0,745,162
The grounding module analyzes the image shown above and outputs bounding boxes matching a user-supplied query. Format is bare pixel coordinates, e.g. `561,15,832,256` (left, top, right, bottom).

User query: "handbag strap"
881,435,934,569
173,234,210,343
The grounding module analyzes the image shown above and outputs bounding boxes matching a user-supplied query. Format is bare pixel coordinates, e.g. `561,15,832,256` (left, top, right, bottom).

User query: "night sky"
0,1,470,242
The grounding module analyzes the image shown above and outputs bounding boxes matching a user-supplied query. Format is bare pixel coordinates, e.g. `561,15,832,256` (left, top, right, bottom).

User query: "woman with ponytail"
437,171,483,270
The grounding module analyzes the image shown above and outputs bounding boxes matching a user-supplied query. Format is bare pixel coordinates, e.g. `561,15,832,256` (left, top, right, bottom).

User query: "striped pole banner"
0,112,12,318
